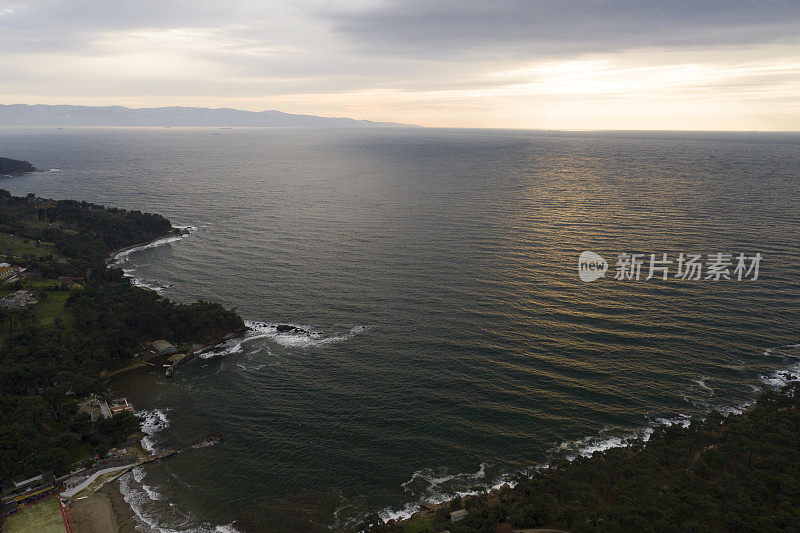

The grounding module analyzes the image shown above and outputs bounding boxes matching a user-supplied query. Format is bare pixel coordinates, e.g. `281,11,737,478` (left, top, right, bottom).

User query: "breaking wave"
380,463,505,523
759,343,800,389
243,321,368,349
119,470,240,533
198,321,369,359
762,343,800,358
137,408,170,453
122,417,238,532
759,363,800,389
121,268,171,293
110,225,198,267
108,224,198,294
379,343,800,523
691,377,714,396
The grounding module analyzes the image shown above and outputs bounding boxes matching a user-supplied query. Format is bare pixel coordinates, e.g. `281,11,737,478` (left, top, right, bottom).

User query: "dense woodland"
0,188,243,485
0,157,36,176
359,383,800,533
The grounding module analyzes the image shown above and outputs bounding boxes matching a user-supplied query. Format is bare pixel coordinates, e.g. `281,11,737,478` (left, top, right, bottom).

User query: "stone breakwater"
165,329,249,377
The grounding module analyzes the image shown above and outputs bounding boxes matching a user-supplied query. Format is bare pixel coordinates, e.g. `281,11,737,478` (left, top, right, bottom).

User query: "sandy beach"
70,481,138,533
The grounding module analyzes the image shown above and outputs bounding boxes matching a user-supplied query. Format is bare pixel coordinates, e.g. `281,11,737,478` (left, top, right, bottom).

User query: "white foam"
759,363,800,389
243,321,368,349
127,275,170,294
132,466,146,483
142,483,165,501
110,225,197,293
119,471,241,533
763,343,800,358
197,322,368,361
119,471,180,533
718,402,753,416
380,462,507,522
191,440,220,450
378,349,800,526
111,225,198,266
692,377,714,396
760,344,800,390
554,416,692,460
214,526,240,533
199,337,243,360
137,409,170,453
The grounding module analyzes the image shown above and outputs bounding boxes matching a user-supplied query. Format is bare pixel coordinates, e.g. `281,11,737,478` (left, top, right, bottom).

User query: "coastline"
105,224,195,266
70,481,139,533
101,480,140,533
93,219,247,530
380,353,800,526
385,386,800,532
102,223,800,530
0,166,60,178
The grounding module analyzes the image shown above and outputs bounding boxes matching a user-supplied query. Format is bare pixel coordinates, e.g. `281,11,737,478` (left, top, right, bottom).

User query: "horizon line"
2,103,800,133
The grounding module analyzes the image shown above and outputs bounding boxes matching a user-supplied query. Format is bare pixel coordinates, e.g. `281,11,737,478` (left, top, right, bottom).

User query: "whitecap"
242,321,368,349
142,483,164,501
197,322,368,361
111,225,198,266
128,276,170,294
763,343,800,359
759,363,800,389
119,471,241,533
381,343,800,524
137,409,170,453
132,466,146,483
692,377,714,396
380,463,511,523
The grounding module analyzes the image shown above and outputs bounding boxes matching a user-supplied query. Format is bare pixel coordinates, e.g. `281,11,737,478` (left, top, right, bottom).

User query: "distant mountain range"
0,104,415,128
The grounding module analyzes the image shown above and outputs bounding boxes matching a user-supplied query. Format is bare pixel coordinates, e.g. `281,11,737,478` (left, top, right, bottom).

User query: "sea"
1,127,799,532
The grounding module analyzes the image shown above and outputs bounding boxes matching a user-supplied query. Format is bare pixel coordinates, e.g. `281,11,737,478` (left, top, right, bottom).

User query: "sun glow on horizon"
1,3,799,130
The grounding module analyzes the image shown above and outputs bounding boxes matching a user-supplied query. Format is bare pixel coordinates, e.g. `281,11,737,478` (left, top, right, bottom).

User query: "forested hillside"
0,190,243,482
365,383,800,533
0,157,36,176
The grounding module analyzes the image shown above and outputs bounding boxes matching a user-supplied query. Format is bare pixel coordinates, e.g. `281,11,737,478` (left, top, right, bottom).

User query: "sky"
1,0,799,129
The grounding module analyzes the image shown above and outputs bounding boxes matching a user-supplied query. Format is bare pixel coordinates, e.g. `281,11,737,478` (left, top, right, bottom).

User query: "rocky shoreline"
0,156,38,176
105,225,193,266
102,224,250,381
92,223,247,530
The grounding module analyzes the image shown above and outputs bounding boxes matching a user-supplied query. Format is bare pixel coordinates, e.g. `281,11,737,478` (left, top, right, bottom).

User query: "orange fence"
58,497,75,533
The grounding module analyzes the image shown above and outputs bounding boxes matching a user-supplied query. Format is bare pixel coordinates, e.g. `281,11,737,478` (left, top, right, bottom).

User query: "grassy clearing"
0,233,55,260
35,291,74,328
403,516,434,533
1,497,64,533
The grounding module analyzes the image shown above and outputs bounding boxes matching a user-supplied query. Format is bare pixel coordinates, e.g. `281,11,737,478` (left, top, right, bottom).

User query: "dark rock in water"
275,324,312,336
0,157,36,176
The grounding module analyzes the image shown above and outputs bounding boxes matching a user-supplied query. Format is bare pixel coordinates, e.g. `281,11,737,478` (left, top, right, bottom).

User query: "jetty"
59,433,224,499
140,433,224,463
165,344,201,378
165,329,244,377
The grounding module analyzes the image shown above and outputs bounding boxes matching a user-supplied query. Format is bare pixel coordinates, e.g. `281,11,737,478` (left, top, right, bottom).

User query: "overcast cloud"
1,0,799,129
